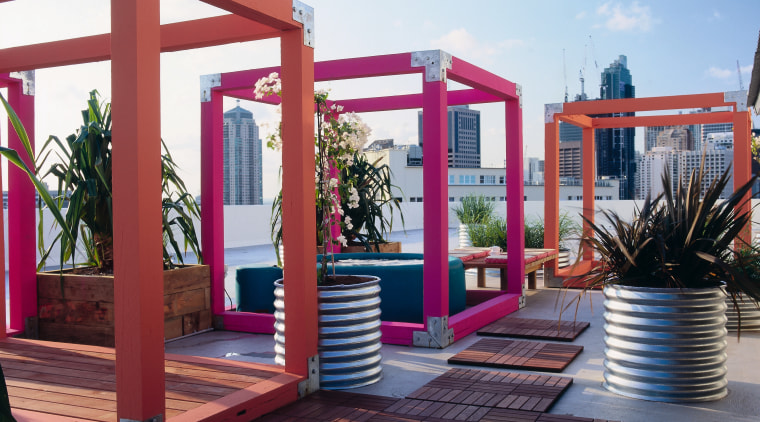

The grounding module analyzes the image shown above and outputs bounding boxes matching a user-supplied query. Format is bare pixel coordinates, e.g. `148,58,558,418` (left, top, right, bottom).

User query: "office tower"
596,55,636,199
418,105,481,168
559,141,582,180
223,102,263,205
645,124,699,152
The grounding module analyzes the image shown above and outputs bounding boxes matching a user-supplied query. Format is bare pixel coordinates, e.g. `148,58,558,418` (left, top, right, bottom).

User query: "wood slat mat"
478,318,590,342
257,387,619,421
447,339,583,372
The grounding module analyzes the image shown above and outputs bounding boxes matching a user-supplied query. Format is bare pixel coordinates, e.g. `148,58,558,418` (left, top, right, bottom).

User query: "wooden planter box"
36,264,211,347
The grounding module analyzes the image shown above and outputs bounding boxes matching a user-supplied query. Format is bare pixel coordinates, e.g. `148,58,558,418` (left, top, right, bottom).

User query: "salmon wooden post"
415,51,453,348
111,0,166,419
543,105,562,276
280,27,319,382
5,73,36,333
733,108,752,247
581,126,595,261
201,85,226,315
505,95,525,296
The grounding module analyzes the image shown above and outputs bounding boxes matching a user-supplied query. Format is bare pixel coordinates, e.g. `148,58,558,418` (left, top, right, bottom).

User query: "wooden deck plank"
448,339,583,373
477,318,590,342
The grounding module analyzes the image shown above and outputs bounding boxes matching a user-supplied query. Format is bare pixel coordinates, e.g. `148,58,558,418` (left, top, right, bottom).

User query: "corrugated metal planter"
725,294,760,331
274,276,383,389
603,285,728,402
458,224,472,248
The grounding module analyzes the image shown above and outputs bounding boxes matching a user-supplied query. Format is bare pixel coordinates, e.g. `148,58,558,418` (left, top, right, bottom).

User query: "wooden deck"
0,338,301,421
477,318,590,342
447,339,584,372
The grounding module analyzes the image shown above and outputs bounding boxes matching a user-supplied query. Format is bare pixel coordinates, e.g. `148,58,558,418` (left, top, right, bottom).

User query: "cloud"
705,66,733,79
596,1,655,32
575,11,587,20
430,28,523,61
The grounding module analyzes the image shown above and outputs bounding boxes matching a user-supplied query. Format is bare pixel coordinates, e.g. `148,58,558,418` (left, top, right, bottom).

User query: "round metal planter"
602,285,728,402
274,276,383,389
725,294,760,331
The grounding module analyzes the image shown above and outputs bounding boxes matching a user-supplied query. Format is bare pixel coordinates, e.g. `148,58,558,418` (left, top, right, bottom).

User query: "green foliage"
523,218,545,249
469,211,580,250
468,218,507,249
524,212,581,249
1,90,201,273
340,153,404,252
453,194,495,225
571,158,759,299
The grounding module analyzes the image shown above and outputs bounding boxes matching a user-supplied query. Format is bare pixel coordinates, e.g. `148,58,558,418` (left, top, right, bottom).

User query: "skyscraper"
418,105,481,168
223,102,263,205
596,55,636,199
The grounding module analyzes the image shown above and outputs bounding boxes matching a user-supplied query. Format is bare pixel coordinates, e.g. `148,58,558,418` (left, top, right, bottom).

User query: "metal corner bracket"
519,294,526,309
515,84,523,108
411,50,453,83
724,90,748,111
544,103,563,124
200,73,222,103
292,1,314,48
9,70,35,95
297,354,319,397
413,316,454,348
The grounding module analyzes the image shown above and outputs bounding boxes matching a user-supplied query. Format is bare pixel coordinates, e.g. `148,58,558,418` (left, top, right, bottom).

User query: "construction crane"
563,49,569,102
737,60,745,91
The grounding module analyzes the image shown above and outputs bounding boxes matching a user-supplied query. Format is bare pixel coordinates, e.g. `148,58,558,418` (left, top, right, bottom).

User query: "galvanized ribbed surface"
458,224,472,248
274,276,383,389
603,285,727,403
725,295,760,331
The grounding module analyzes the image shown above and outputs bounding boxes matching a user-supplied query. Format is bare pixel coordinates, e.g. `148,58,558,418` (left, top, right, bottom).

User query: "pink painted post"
422,78,448,321
201,88,226,315
6,78,36,332
505,98,525,294
0,94,4,338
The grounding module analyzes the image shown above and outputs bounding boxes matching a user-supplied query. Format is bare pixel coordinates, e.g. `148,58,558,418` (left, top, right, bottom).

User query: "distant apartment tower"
525,157,545,184
418,105,481,168
559,141,582,180
645,124,698,152
223,102,263,205
596,55,636,199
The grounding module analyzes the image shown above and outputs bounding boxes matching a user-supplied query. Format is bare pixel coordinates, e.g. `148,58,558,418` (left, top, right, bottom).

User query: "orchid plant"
255,73,371,282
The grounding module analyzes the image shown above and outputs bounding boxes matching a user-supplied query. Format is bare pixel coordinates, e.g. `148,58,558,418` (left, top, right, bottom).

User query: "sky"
1,0,759,200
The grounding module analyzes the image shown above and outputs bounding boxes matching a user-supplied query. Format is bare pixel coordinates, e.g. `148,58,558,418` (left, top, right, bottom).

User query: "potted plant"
255,73,383,389
1,90,208,347
568,157,759,402
452,194,495,248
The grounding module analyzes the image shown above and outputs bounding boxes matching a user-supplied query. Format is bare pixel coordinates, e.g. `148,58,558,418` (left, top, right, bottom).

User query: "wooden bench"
450,248,559,291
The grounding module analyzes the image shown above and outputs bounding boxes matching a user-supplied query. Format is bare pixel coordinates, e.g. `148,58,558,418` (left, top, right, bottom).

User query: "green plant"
340,153,404,252
523,218,544,249
569,157,759,304
468,217,507,249
524,212,581,249
0,90,202,273
453,194,494,225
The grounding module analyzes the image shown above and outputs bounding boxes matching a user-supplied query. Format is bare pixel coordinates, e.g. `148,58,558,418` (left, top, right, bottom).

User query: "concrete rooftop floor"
163,229,760,422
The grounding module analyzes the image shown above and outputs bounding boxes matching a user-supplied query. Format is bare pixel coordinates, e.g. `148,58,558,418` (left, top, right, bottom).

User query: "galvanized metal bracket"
544,103,563,124
724,90,748,111
518,294,526,309
515,84,523,108
413,316,454,348
292,1,314,48
297,354,319,397
411,50,453,83
9,70,35,95
120,415,162,422
200,73,222,103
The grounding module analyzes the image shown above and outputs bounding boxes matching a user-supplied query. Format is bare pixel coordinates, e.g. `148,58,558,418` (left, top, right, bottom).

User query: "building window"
568,196,572,200
449,197,455,202
449,175,455,185
500,197,506,201
499,176,505,184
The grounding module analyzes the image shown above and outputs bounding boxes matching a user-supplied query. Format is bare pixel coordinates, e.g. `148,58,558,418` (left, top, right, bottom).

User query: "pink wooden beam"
449,57,518,100
450,293,521,341
0,15,283,74
505,97,525,294
111,0,165,418
421,79,449,322
5,76,36,333
201,90,227,315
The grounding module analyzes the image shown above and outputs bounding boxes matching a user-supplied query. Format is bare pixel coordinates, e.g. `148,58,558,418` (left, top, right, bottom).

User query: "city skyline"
1,0,759,201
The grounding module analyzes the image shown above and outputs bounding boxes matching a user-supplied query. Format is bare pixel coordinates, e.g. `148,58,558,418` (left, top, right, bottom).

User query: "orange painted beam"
591,111,733,129
0,14,281,73
563,93,728,115
582,127,595,261
543,121,560,272
558,114,592,129
280,28,318,377
202,0,299,30
734,111,752,248
111,0,165,420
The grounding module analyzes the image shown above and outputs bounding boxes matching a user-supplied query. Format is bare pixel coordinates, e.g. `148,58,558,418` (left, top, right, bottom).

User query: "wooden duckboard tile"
407,368,573,414
477,318,590,342
447,339,583,373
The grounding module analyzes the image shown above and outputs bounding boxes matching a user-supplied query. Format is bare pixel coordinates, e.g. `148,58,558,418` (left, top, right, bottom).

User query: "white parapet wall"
5,199,760,268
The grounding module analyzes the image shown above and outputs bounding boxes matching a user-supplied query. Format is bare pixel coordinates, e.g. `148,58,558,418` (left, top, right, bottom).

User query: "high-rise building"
559,141,582,180
418,105,481,168
223,102,263,205
596,55,636,199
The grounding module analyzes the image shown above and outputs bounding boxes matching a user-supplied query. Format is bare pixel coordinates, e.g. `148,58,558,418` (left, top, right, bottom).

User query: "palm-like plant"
452,194,494,225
